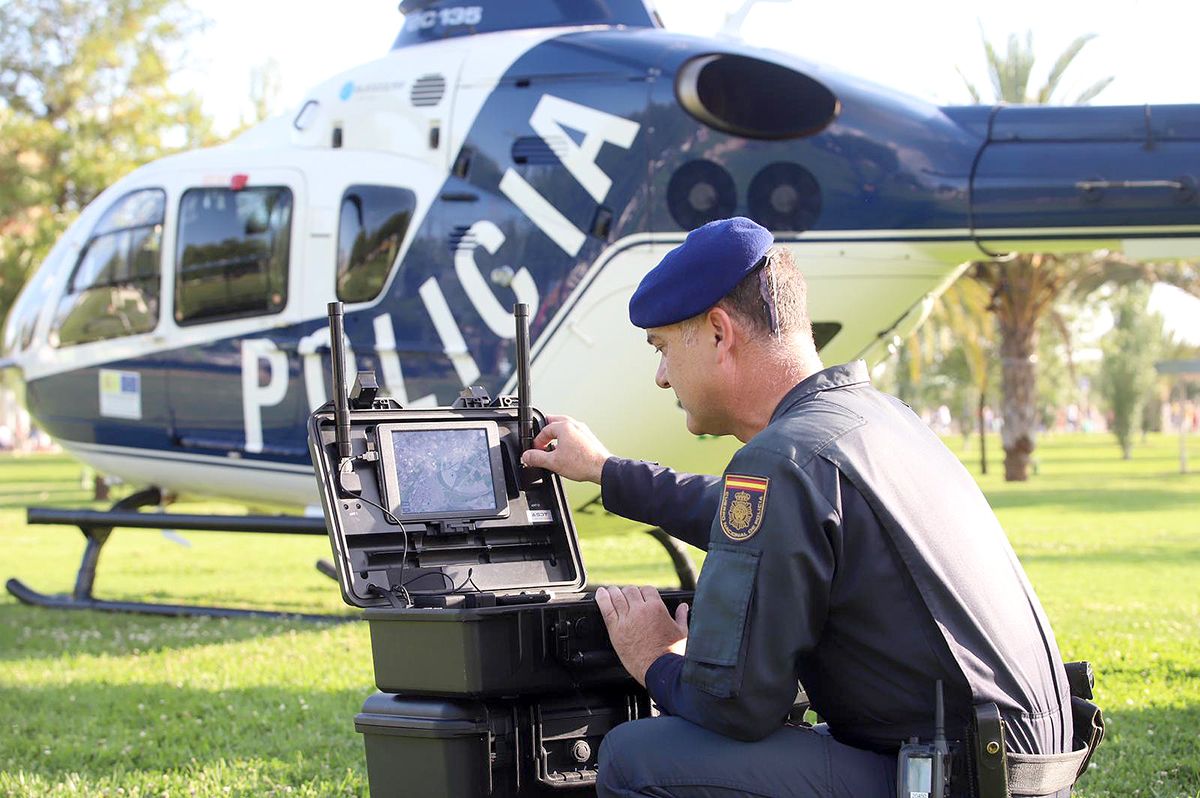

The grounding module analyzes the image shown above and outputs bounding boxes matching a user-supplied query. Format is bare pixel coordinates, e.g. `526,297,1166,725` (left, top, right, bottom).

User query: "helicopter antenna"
719,0,789,39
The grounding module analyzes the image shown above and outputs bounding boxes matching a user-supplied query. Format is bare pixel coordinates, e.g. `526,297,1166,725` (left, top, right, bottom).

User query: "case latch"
553,610,620,668
533,694,643,788
452,386,493,408
435,519,478,535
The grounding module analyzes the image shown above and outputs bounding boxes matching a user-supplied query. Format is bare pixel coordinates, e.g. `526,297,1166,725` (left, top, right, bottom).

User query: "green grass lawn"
0,433,1197,797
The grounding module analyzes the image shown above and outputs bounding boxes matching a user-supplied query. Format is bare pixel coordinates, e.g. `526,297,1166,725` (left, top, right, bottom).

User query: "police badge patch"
719,474,769,541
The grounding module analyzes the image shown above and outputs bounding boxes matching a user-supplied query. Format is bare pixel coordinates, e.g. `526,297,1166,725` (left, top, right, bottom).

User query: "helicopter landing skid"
6,488,350,622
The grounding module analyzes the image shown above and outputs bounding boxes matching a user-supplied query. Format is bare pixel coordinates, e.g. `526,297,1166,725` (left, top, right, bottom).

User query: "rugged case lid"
355,692,494,736
309,397,588,609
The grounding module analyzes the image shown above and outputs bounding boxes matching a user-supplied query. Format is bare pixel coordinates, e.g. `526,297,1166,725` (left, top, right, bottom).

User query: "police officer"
521,218,1076,798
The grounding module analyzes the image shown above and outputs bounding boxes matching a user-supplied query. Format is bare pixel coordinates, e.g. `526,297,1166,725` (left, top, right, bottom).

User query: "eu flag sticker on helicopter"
720,474,769,541
98,369,142,420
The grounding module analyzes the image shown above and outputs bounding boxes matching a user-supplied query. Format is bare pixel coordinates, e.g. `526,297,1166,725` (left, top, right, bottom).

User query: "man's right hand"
520,414,612,484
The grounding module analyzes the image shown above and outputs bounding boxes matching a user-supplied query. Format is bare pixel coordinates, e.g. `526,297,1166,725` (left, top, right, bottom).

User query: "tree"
246,57,284,127
957,31,1113,107
958,31,1200,480
1098,284,1164,458
0,0,217,324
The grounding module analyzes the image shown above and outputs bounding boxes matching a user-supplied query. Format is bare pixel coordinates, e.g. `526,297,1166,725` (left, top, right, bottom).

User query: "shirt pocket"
683,543,761,696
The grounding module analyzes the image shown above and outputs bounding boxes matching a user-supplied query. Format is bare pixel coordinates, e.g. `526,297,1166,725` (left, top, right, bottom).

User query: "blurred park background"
0,1,1197,797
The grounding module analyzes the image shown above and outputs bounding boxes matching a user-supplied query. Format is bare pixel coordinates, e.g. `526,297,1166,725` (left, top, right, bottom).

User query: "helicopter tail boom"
951,104,1200,257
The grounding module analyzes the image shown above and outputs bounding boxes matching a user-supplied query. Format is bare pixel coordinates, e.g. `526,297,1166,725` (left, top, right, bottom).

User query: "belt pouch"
1070,696,1105,779
970,703,1009,798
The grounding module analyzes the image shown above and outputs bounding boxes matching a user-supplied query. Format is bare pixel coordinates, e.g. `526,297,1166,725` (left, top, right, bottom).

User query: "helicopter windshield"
392,0,658,48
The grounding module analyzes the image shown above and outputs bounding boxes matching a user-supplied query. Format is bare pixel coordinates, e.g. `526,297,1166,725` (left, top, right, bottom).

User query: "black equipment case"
354,689,651,797
309,303,690,796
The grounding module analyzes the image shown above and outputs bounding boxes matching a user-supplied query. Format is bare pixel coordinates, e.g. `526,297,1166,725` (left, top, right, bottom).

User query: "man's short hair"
691,246,812,342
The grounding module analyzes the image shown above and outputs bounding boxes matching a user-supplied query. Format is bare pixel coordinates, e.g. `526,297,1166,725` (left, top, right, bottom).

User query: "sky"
173,0,1200,344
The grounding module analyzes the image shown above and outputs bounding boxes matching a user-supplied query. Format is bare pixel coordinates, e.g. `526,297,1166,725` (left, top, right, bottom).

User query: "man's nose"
655,360,670,390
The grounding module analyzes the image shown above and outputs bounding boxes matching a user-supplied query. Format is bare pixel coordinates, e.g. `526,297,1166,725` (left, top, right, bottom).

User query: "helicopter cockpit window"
51,188,165,347
175,186,293,325
336,185,416,304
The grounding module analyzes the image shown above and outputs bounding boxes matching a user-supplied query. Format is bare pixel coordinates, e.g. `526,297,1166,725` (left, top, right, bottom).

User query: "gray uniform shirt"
601,361,1072,755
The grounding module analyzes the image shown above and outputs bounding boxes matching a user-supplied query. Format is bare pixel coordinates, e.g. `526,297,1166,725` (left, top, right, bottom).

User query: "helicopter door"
164,171,308,461
327,182,442,408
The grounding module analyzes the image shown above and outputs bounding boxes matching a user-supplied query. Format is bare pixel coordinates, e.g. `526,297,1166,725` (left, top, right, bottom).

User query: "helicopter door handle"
1076,177,1196,202
1076,179,1185,190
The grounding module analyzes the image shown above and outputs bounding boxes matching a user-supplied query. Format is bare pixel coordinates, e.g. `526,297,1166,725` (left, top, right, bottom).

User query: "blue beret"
629,217,773,328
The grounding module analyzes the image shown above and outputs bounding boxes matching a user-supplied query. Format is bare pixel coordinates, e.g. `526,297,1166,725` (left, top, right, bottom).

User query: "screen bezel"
375,421,508,522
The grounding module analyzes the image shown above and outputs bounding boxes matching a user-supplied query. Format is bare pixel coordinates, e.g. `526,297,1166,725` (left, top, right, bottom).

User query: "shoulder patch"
719,474,769,541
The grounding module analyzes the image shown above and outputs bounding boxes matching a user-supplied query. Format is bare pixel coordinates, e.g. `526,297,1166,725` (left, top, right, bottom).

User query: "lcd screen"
388,427,501,516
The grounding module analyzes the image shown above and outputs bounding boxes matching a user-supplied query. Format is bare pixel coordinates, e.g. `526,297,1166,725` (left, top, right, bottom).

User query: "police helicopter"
4,0,1199,615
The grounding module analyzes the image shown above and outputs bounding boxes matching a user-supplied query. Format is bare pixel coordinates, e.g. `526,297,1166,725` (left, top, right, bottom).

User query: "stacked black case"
308,307,690,797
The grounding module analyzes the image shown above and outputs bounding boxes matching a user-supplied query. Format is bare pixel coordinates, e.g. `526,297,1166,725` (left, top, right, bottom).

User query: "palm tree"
907,278,996,473
958,31,1199,480
958,31,1113,107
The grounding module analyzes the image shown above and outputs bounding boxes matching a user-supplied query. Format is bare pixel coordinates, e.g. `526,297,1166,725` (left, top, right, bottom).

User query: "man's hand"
595,585,689,686
520,414,613,484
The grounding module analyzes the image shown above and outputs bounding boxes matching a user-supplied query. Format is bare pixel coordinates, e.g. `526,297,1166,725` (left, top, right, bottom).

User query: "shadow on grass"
0,601,358,664
987,488,1198,513
1,680,370,784
1020,547,1200,567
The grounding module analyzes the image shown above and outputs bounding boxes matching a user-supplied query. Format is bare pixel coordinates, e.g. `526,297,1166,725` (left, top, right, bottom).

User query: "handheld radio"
897,680,951,798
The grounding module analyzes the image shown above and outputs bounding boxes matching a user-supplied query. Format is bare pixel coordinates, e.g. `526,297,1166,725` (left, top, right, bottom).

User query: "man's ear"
707,307,737,358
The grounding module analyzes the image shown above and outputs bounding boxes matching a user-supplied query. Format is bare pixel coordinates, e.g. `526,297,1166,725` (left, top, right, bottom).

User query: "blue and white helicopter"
4,0,1199,613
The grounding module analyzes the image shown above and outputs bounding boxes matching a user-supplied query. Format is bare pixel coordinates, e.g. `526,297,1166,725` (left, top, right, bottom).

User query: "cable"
339,458,484,604
403,570,455,590
402,566,482,595
455,567,482,594
343,459,412,607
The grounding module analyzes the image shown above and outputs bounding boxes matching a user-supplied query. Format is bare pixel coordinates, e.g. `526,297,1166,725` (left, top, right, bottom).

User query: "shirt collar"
770,360,871,422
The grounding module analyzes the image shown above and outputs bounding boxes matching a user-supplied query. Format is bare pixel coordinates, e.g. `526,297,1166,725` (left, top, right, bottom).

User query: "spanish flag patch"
719,474,769,541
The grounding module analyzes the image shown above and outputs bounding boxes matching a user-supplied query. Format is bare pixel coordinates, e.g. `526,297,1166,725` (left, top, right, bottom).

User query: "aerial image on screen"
391,428,497,515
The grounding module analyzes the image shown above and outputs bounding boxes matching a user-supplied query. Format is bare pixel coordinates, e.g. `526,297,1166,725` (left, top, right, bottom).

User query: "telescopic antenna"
327,301,352,462
514,303,534,455
934,680,945,742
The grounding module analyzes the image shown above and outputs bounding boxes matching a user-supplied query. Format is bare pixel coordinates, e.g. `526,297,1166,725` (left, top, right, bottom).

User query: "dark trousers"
597,717,896,798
